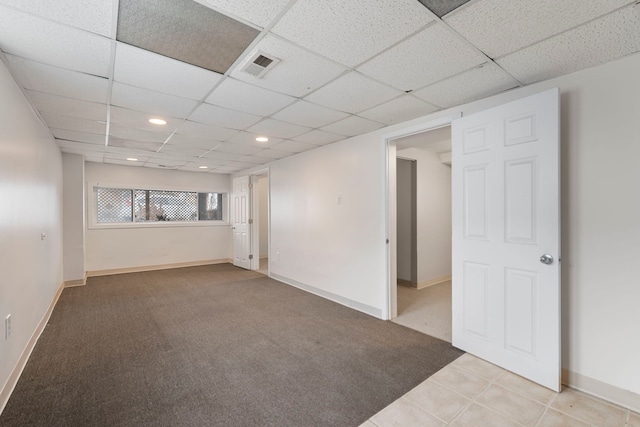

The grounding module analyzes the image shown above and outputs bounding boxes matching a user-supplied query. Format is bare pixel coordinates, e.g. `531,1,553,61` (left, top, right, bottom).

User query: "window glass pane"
135,190,198,222
96,188,132,223
198,193,223,220
134,189,148,222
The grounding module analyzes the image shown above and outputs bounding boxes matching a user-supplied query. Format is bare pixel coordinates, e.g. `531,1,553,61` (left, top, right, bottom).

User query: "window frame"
88,182,230,229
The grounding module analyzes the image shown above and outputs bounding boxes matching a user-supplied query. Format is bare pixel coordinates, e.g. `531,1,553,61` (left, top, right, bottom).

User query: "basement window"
95,186,225,225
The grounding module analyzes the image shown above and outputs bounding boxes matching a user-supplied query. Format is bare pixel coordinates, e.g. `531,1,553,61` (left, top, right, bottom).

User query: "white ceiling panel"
229,34,346,97
108,124,170,143
111,83,199,119
247,119,311,139
235,155,273,165
56,139,105,152
189,103,262,130
174,121,239,142
105,158,146,167
445,0,635,59
0,0,114,37
320,116,385,137
165,134,222,150
156,145,209,158
291,129,345,146
144,160,187,170
271,140,318,153
271,100,349,128
304,72,403,114
113,43,223,100
358,95,440,124
201,150,245,161
40,112,106,135
272,0,435,67
27,91,107,121
213,142,263,155
225,131,284,148
109,107,182,134
253,149,290,160
205,78,296,116
0,6,112,77
192,0,291,28
51,128,106,145
496,6,640,85
107,138,163,153
357,23,487,91
413,63,519,108
178,162,220,172
6,55,109,103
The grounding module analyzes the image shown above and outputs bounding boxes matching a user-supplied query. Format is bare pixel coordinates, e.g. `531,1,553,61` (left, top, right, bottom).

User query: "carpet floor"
0,264,463,427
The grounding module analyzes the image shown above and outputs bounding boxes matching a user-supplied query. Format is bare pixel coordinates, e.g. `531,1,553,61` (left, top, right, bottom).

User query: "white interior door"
232,176,251,269
452,88,561,391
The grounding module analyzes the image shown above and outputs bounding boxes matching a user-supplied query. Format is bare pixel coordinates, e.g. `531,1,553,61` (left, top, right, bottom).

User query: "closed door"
232,176,251,269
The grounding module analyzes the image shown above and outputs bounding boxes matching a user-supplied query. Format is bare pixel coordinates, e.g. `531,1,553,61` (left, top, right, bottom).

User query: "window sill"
88,221,230,230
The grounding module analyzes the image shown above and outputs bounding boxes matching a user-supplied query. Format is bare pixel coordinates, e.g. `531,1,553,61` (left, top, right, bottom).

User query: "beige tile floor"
361,353,640,427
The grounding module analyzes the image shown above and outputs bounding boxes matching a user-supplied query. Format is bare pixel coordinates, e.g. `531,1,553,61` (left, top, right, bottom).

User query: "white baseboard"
0,282,64,415
64,274,87,287
562,369,640,413
397,274,452,289
87,258,231,277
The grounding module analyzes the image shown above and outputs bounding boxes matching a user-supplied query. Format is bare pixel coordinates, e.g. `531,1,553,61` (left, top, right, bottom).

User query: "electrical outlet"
4,314,11,340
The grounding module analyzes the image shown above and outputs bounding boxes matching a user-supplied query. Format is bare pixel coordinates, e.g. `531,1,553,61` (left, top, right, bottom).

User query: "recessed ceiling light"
149,118,167,125
256,136,269,142
126,158,138,161
199,166,208,169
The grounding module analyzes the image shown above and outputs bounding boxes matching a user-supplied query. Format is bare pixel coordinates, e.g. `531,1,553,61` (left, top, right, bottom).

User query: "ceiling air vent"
240,50,280,78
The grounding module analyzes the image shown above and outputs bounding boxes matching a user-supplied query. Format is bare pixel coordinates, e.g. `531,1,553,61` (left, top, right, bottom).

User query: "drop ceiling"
0,0,638,174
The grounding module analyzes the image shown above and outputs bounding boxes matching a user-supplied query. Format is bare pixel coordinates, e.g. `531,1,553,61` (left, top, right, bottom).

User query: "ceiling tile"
105,153,151,162
304,72,403,114
56,139,105,153
192,0,291,28
271,100,349,128
7,56,109,103
496,6,640,84
229,34,346,97
291,129,345,146
189,103,262,130
214,165,245,173
225,131,284,148
444,0,634,58
271,140,318,153
416,0,472,18
201,150,245,161
213,142,263,155
40,112,106,135
253,149,290,160
320,116,385,137
178,162,219,172
235,155,272,165
164,134,222,150
0,6,113,77
111,82,199,119
358,95,440,124
105,158,146,167
113,43,223,100
108,137,163,153
0,0,114,37
27,91,107,122
144,160,187,170
357,23,486,91
174,121,239,142
117,0,258,74
272,0,434,67
205,78,296,116
109,107,182,134
247,119,311,139
51,128,106,145
108,124,170,143
413,63,519,108
156,145,209,158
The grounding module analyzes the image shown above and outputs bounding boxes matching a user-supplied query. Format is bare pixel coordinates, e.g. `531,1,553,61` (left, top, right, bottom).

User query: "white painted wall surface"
253,52,640,403
397,147,452,283
62,153,85,282
0,61,63,404
258,176,268,257
396,159,415,282
85,163,231,271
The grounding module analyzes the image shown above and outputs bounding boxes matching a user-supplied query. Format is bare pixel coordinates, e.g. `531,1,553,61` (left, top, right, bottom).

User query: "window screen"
96,188,132,223
134,190,198,222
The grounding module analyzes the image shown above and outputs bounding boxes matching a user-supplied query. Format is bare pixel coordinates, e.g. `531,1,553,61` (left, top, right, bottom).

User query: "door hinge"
249,254,254,260
248,218,253,224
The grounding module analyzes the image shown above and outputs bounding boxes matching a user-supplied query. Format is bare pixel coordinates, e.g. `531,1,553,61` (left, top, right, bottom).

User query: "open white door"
232,176,251,269
452,88,561,391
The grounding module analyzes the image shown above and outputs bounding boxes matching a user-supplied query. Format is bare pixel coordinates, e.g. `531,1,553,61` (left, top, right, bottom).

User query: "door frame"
383,113,461,320
249,168,270,272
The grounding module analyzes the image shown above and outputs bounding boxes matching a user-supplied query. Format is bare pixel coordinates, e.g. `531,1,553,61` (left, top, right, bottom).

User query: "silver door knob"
540,254,554,265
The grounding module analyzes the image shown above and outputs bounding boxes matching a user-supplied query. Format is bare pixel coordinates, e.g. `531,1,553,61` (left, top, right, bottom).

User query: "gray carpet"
0,264,463,426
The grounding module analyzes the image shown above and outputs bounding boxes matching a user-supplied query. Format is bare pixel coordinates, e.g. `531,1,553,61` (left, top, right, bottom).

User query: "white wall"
62,153,85,282
397,146,452,284
85,163,231,272
248,52,640,405
258,175,268,257
0,60,63,408
396,158,416,282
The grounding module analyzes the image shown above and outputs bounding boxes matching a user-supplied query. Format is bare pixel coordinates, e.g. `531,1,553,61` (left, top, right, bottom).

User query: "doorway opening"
250,170,269,275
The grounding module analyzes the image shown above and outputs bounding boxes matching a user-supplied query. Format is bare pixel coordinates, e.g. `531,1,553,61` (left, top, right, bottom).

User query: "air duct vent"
240,50,280,78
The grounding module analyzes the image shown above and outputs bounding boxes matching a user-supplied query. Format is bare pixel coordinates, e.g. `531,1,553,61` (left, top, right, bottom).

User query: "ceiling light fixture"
126,158,138,161
149,118,167,125
256,136,269,142
199,166,208,169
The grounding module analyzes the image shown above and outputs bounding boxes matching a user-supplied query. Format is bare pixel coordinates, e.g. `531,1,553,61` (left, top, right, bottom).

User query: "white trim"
86,258,230,277
384,113,461,320
64,275,87,287
397,274,452,289
562,369,640,413
0,282,64,415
